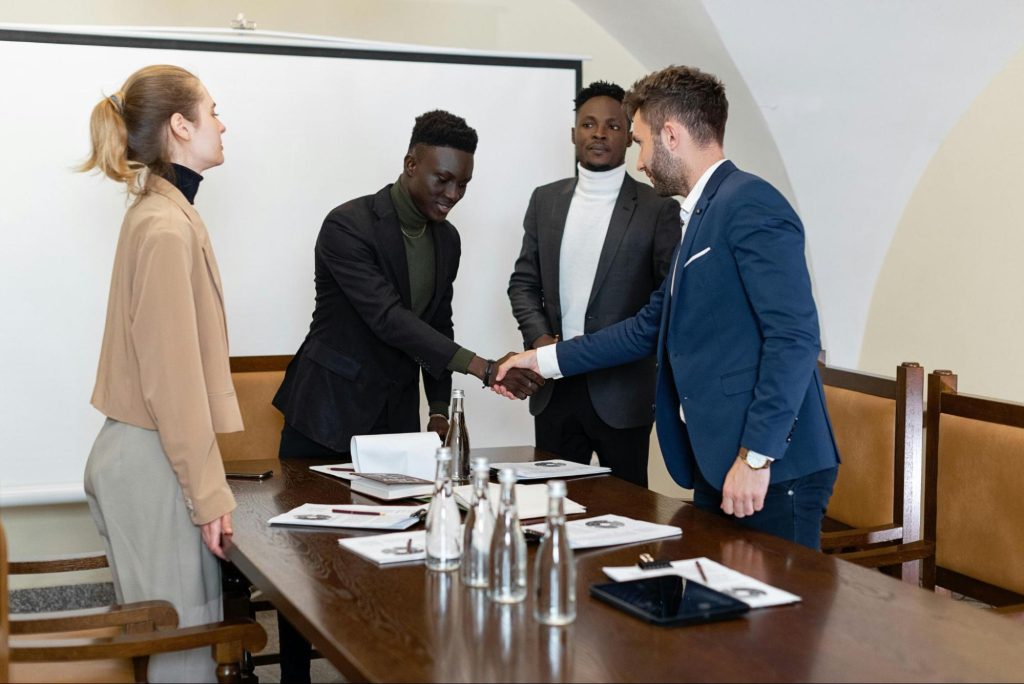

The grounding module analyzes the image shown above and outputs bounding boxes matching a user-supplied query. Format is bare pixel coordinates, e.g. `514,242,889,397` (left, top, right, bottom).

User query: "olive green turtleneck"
389,179,475,414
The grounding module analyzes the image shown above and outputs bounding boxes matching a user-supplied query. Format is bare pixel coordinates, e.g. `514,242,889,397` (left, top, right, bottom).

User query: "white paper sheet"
453,483,586,520
268,503,427,530
338,531,427,565
524,514,681,549
350,433,441,481
489,459,611,480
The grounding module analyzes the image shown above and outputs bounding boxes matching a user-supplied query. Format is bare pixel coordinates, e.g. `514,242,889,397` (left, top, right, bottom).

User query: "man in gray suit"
507,81,680,486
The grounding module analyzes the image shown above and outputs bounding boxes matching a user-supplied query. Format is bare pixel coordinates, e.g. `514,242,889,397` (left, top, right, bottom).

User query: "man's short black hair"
408,110,478,154
574,80,626,111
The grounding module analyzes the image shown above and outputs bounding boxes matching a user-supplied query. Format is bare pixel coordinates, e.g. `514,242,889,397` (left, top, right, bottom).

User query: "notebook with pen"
268,503,427,530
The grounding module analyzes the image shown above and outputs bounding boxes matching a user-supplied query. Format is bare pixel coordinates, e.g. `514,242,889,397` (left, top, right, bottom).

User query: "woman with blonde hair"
80,64,241,683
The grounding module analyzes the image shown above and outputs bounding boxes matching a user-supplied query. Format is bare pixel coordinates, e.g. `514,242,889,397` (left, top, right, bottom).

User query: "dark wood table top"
225,448,1024,682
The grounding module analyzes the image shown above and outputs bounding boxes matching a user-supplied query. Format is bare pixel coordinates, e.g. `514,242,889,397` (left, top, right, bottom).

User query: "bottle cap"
498,467,517,484
452,389,465,399
471,455,489,473
547,480,567,497
435,446,453,461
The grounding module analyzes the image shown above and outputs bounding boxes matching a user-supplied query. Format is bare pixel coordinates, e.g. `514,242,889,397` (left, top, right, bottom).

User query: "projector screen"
0,26,581,505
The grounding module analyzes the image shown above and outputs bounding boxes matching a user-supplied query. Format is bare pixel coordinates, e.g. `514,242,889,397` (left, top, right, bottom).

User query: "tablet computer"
590,575,750,627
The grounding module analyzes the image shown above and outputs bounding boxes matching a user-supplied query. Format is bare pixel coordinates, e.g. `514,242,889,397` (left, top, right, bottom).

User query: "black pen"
332,508,385,516
695,560,709,583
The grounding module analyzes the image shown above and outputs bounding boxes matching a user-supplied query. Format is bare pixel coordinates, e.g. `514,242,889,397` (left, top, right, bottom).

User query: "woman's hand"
201,512,233,560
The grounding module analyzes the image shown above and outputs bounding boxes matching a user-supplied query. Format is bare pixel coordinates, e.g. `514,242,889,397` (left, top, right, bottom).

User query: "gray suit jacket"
507,173,680,428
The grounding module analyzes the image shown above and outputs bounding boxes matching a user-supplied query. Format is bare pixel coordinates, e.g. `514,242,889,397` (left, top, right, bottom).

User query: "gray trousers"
84,418,223,683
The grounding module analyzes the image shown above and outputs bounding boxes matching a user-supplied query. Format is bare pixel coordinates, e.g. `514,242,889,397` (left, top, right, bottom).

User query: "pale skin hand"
201,512,233,560
493,350,541,399
720,448,771,518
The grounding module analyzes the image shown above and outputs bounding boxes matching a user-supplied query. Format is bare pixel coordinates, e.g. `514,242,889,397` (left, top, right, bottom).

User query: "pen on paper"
329,466,354,471
332,508,386,516
695,560,709,583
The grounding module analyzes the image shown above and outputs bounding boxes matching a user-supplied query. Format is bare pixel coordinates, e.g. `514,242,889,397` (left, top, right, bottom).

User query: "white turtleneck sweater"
558,163,627,341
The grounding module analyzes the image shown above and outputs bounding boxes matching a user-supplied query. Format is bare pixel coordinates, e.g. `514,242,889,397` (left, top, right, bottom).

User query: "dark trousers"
276,409,392,683
691,462,838,550
535,375,652,487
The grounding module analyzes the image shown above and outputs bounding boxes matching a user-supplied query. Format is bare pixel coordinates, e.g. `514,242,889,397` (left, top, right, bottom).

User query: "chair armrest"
837,540,933,568
10,600,178,634
10,618,267,662
9,551,108,574
821,525,904,550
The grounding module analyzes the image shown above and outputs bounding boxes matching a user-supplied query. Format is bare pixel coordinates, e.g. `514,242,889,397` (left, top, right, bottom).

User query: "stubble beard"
650,138,690,198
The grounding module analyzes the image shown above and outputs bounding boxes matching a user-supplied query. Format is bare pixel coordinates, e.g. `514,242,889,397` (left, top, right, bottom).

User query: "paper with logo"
488,458,611,480
523,514,680,549
338,531,428,565
601,556,801,609
350,432,440,481
269,503,427,530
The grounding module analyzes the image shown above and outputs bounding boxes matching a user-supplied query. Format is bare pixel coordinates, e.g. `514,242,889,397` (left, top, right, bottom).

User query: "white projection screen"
0,26,581,505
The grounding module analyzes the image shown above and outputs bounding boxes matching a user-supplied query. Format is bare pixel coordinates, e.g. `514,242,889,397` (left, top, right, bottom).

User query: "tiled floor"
252,609,346,683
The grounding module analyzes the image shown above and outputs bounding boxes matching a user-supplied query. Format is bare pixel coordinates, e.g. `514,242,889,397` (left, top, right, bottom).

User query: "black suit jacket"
507,173,680,428
274,185,461,452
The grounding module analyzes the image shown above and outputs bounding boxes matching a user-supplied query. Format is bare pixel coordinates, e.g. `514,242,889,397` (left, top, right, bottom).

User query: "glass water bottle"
461,455,495,588
444,388,471,483
425,446,461,571
534,480,576,625
488,467,527,603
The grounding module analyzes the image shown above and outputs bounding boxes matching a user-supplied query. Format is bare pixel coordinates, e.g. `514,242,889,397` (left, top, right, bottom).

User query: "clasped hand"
489,351,545,400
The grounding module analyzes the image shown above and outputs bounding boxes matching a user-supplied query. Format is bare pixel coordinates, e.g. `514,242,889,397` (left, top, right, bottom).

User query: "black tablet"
590,575,750,627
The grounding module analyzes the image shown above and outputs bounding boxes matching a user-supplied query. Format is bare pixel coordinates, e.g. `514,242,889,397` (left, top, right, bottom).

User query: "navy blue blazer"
556,161,839,490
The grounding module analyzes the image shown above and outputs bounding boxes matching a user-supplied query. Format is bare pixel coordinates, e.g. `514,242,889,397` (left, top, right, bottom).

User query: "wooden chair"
844,370,1024,617
818,361,925,581
1,522,266,683
216,355,292,463
216,355,299,669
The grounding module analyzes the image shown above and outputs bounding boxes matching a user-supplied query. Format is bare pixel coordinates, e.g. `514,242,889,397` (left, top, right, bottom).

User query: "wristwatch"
739,450,772,470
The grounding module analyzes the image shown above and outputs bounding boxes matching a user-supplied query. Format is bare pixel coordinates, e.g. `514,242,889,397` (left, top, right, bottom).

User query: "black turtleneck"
165,163,203,205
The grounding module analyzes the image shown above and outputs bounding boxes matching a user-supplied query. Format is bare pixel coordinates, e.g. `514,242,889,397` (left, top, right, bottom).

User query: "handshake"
483,349,543,401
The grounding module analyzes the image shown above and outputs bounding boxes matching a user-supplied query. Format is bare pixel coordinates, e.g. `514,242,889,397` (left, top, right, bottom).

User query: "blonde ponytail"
78,65,203,196
79,90,146,192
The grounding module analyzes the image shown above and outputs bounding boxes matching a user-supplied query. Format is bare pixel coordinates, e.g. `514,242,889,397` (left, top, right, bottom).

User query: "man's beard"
649,137,690,197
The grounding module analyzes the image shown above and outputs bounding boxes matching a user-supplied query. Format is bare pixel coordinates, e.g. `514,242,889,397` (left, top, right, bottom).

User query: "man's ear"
570,126,576,145
660,120,680,151
402,148,418,177
168,112,192,142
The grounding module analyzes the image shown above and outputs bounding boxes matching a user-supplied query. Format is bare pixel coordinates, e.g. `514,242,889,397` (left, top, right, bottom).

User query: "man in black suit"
507,82,680,487
275,110,541,460
272,110,541,683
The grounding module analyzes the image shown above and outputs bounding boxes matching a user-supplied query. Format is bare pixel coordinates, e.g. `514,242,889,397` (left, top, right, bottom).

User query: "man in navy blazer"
496,66,839,549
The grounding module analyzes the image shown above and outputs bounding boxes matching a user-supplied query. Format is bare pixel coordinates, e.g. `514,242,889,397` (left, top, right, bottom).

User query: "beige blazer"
92,175,243,525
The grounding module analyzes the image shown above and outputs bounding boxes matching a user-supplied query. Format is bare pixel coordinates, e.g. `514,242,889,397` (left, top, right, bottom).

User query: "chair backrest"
216,356,291,463
821,362,924,543
924,370,1024,605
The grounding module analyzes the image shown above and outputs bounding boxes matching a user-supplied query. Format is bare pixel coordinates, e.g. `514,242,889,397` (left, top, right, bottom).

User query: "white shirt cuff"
536,344,563,379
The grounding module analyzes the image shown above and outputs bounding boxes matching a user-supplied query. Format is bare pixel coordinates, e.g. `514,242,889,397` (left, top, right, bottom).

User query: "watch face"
744,453,769,469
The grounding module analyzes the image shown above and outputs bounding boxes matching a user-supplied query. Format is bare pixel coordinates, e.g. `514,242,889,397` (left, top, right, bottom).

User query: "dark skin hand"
531,333,559,348
467,353,546,400
427,414,449,442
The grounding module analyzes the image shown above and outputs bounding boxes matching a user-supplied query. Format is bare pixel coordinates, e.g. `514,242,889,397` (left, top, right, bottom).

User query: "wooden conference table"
225,448,1024,682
